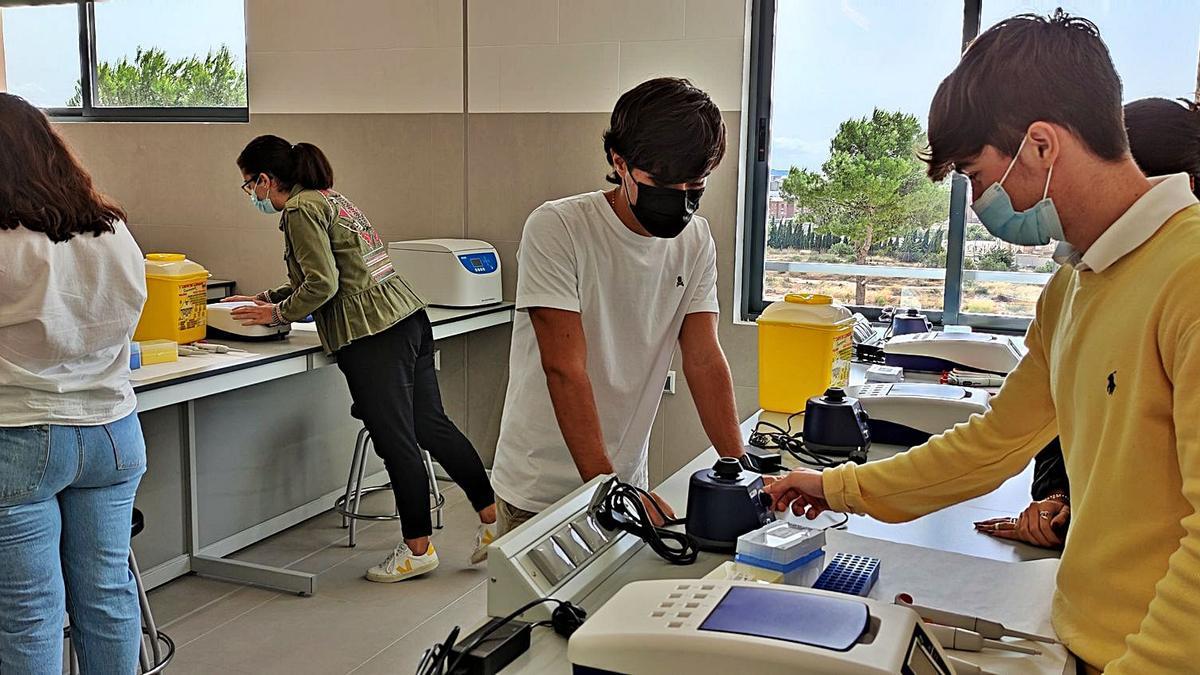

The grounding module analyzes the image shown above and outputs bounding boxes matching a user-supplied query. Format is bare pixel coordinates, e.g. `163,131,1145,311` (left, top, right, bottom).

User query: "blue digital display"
458,252,498,274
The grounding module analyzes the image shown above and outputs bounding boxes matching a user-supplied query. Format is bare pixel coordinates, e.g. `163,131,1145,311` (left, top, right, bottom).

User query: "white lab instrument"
884,332,1025,375
845,383,990,445
206,302,291,340
866,365,905,383
387,239,502,308
486,476,643,622
923,624,1040,655
567,579,955,675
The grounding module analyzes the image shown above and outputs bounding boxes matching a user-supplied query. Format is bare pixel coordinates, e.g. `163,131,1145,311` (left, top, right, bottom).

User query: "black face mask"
624,174,704,239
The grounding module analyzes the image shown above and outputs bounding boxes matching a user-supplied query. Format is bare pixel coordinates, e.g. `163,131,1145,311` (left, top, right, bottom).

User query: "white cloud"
840,0,870,31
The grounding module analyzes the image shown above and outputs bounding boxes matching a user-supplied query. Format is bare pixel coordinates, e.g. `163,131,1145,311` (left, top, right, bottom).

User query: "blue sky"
2,0,245,107
771,0,1200,172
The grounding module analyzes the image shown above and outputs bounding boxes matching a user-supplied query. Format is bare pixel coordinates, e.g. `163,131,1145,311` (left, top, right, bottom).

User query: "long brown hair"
0,93,127,242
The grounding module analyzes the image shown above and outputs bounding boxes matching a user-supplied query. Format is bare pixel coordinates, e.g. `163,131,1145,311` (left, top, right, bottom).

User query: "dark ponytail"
1124,97,1200,199
237,135,334,190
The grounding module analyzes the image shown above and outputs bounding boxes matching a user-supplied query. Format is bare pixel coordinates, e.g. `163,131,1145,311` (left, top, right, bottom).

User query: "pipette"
896,594,1058,644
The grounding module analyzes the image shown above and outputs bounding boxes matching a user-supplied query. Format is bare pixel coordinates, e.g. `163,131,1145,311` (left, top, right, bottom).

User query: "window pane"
1,5,82,109
763,0,964,312
92,0,247,108
959,211,1057,318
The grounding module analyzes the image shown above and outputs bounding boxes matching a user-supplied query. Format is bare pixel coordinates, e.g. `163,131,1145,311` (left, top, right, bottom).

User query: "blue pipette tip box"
812,552,880,597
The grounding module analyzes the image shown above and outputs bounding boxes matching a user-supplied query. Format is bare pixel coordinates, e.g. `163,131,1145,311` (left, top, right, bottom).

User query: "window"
741,0,1200,331
1,0,247,121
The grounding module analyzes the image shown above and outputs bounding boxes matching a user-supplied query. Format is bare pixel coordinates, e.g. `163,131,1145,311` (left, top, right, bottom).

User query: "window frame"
740,0,1039,334
31,0,248,123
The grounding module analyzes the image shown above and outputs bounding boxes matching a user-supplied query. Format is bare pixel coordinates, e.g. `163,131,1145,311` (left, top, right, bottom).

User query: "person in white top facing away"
0,93,148,674
490,78,746,533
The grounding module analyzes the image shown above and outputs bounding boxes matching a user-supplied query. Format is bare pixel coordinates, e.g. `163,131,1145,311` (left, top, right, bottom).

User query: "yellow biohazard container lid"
756,294,853,328
144,253,209,281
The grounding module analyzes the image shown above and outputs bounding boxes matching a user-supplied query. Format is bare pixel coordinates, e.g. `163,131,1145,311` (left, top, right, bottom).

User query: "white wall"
467,0,746,113
245,0,464,113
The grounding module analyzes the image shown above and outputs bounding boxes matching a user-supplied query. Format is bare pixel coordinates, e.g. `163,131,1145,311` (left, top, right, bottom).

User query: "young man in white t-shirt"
490,78,746,534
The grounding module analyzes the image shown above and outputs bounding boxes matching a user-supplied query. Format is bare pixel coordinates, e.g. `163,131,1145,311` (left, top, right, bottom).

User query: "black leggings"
336,310,494,540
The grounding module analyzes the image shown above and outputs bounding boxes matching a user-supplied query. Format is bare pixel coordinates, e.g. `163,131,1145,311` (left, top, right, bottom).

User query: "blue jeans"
0,412,146,675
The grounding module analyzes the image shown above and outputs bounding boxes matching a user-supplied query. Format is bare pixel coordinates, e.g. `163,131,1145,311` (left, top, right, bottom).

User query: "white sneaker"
366,543,439,583
470,523,497,565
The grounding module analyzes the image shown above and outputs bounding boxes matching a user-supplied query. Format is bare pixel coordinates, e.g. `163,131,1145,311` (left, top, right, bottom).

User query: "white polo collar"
1053,173,1197,272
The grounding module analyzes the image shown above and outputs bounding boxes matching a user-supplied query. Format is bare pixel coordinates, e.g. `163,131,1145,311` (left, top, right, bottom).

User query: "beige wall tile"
467,0,558,47
619,37,744,111
558,0,686,44
496,43,620,113
467,47,502,112
466,112,610,244
248,47,463,114
685,0,747,39
247,0,463,52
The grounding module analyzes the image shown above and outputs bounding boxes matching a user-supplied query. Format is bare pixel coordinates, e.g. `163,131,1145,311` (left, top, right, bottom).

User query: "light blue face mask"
250,177,280,214
970,135,1064,246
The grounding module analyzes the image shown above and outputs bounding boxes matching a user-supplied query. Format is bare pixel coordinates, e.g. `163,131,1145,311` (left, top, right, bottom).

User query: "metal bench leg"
341,428,369,531
422,450,445,530
349,433,372,548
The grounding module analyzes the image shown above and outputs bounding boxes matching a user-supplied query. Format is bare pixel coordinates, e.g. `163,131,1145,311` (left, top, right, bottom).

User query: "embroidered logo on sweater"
1107,371,1117,396
676,276,685,288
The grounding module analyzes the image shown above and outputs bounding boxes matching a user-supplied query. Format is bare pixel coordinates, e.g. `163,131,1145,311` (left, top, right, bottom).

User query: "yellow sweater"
824,206,1200,673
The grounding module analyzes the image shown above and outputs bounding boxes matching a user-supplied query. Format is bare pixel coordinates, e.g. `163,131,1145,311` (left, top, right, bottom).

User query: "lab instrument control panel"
487,476,645,622
457,252,498,274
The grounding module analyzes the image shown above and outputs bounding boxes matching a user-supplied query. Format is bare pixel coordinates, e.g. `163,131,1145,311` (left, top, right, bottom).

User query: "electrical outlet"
434,349,441,371
664,370,677,395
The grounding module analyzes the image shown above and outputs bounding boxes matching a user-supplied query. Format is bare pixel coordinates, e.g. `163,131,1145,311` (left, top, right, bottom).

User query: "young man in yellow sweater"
765,11,1200,674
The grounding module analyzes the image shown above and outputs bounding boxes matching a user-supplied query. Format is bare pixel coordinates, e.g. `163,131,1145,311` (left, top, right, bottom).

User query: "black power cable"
592,479,700,566
416,597,586,675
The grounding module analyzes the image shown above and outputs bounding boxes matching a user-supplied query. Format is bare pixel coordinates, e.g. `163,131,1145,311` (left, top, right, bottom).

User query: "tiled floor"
147,484,492,674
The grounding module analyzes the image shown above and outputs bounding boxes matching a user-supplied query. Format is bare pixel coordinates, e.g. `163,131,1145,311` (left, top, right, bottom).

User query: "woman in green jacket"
228,135,496,582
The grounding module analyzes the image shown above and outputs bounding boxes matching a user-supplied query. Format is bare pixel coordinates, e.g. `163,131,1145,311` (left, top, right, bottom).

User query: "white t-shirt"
0,221,146,427
491,191,720,513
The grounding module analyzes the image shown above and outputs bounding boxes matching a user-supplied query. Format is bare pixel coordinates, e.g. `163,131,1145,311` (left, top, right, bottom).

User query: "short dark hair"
0,93,126,242
924,10,1128,181
1125,97,1200,198
237,135,334,191
602,77,726,185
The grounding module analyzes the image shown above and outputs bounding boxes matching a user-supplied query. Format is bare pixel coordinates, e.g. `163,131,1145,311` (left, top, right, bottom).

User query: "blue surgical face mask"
250,177,280,214
970,134,1064,246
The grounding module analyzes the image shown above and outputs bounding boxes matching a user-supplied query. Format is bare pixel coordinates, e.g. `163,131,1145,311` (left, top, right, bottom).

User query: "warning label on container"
831,331,853,386
178,281,208,331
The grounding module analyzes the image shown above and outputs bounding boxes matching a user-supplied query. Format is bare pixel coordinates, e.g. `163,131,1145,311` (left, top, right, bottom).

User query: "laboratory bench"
129,303,514,595
485,365,1069,675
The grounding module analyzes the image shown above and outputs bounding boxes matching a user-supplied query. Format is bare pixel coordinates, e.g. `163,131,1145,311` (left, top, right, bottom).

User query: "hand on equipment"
762,468,829,519
231,303,278,326
221,294,267,304
974,497,1069,549
639,491,676,528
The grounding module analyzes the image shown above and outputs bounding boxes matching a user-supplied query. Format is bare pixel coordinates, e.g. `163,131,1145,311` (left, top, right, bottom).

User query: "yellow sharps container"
134,254,210,344
756,294,855,414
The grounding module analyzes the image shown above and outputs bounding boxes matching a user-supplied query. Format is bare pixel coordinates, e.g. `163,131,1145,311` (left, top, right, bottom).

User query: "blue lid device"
812,552,880,597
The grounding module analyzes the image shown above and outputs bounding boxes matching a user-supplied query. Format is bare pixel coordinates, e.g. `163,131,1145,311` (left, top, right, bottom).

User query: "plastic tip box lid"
736,520,826,565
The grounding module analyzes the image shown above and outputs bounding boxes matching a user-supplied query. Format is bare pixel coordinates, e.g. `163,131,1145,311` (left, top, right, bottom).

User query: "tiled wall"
467,0,745,113
246,0,465,113
44,0,758,479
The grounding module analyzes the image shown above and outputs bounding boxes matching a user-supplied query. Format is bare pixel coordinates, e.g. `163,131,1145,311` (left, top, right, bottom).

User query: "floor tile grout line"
345,580,488,674
169,591,282,651
159,585,254,630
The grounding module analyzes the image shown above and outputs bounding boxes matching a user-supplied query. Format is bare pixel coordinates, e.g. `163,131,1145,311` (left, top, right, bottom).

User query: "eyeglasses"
241,177,257,196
